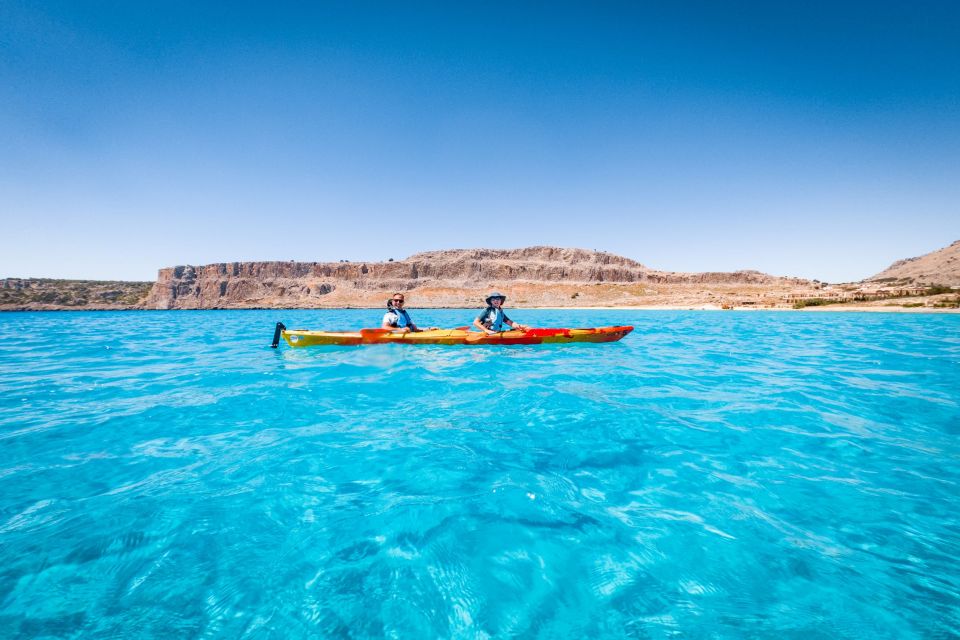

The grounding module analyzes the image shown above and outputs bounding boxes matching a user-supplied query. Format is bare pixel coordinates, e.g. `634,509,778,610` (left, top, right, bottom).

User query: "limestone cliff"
143,246,811,309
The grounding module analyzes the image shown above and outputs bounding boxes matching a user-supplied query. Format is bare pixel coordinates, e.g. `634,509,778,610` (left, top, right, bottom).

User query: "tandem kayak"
271,323,633,347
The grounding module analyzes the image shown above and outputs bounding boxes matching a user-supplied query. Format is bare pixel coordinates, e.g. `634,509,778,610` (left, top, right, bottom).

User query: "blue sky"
1,1,958,282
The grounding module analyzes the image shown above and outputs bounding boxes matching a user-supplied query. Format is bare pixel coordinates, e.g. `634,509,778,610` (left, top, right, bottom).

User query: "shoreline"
2,305,958,314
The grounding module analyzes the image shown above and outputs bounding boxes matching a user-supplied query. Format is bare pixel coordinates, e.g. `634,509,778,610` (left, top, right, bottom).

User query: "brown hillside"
867,240,960,286
0,278,153,310
142,246,811,309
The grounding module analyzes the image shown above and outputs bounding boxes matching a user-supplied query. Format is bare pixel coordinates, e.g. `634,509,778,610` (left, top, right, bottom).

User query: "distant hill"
866,241,960,287
0,278,153,310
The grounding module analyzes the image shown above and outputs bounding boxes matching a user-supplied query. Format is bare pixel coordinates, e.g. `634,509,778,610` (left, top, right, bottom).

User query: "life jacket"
481,306,506,331
387,307,412,328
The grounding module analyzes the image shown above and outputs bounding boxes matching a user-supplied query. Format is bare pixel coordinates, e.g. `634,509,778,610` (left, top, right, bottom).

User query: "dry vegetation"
0,279,154,310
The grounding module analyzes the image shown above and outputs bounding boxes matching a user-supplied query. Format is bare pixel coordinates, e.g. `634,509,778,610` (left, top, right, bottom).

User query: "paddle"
270,321,287,348
464,327,529,343
465,331,493,343
361,327,463,341
359,328,394,341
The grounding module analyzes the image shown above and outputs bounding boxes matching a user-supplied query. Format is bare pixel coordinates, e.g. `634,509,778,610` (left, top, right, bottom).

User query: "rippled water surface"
1,310,959,638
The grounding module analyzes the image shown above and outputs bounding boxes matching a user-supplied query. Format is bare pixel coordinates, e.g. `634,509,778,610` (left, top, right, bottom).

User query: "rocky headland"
2,243,958,311
141,247,812,310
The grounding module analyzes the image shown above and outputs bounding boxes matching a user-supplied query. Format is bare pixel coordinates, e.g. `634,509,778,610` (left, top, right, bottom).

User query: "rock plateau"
142,247,812,309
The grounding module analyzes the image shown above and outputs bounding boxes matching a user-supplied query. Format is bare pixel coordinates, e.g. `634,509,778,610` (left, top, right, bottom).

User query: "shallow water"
1,310,958,638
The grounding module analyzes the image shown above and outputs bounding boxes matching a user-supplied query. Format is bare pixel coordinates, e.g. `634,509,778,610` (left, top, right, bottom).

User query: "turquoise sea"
1,310,958,639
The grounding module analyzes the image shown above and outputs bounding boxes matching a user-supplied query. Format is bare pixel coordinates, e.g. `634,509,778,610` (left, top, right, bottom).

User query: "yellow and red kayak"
273,324,633,347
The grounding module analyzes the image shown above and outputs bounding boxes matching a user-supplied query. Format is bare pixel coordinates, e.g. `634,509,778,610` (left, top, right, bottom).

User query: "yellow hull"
281,326,633,347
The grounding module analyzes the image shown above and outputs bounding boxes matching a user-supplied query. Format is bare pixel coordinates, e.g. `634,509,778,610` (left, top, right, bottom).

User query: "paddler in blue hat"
473,292,529,335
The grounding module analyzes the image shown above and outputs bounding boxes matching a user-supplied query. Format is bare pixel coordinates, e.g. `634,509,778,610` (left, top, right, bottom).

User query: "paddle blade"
359,328,392,338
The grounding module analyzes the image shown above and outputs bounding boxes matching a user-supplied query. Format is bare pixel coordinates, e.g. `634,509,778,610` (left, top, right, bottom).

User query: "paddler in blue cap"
473,292,529,335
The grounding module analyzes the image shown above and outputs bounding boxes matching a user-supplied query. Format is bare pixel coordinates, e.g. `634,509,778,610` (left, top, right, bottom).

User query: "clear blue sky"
2,1,958,282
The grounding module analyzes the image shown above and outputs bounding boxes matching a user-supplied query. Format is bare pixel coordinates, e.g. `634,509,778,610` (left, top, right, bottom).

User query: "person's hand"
485,329,497,335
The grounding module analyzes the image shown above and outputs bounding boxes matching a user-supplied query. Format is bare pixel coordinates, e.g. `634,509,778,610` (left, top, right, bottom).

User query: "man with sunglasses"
382,293,436,333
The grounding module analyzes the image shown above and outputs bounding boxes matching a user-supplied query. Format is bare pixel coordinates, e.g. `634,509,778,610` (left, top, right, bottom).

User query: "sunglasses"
392,298,404,303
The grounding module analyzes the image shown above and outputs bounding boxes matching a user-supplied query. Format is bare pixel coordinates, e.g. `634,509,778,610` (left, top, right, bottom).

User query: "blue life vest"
481,307,505,331
389,308,411,328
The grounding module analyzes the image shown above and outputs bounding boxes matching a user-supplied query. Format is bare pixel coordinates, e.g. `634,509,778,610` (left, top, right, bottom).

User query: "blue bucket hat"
485,291,506,305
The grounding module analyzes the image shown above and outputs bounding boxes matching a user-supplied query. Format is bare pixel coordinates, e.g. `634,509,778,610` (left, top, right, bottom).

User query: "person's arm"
505,314,528,331
473,315,497,335
405,310,420,332
383,312,410,332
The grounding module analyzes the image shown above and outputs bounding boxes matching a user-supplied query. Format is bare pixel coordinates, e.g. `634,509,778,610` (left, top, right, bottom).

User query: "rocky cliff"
8,243,958,312
142,246,812,309
867,240,960,286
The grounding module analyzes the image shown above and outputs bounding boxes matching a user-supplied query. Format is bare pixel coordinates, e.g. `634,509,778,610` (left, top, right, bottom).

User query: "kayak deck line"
273,324,633,347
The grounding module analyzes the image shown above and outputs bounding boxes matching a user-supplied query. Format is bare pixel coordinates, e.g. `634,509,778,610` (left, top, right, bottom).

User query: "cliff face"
143,246,811,309
7,244,956,312
867,240,960,286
